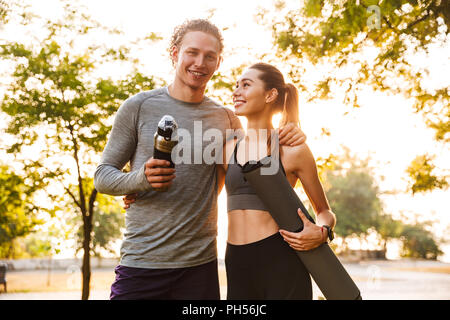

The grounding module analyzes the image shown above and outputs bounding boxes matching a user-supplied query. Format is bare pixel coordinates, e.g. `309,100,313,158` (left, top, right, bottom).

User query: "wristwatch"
322,225,334,242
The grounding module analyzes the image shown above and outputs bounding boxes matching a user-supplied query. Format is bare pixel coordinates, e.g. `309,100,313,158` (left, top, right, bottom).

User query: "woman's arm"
279,144,336,250
291,144,336,228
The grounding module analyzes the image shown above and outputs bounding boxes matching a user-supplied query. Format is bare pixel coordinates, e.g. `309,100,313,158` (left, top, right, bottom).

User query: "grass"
3,269,114,293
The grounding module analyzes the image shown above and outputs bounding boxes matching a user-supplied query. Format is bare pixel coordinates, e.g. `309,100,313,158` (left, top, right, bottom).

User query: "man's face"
171,31,222,91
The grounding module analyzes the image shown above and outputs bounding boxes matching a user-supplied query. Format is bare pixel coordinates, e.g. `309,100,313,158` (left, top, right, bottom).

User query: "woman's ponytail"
249,63,300,127
281,83,299,127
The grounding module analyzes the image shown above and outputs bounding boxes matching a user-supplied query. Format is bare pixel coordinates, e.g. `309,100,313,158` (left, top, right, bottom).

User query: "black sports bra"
225,140,286,212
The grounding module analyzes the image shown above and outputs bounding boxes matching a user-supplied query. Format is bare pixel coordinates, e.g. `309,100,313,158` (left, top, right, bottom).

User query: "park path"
1,260,449,300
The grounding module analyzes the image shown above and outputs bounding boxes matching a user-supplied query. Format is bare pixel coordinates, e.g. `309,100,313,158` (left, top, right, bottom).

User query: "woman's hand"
123,193,138,209
279,208,327,251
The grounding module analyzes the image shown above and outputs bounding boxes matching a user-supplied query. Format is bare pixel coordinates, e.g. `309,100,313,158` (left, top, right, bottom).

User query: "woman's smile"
233,98,247,108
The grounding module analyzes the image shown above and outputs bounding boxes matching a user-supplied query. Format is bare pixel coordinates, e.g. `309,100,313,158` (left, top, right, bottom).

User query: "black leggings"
225,232,312,300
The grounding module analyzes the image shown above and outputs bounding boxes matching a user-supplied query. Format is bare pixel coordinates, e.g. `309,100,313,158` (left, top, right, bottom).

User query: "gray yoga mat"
242,156,362,300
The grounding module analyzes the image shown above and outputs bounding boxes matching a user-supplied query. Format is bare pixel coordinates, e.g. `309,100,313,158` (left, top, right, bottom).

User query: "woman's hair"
248,62,299,127
169,19,224,54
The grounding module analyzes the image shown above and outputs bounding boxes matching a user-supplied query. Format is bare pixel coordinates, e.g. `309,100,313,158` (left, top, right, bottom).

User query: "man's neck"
168,80,205,104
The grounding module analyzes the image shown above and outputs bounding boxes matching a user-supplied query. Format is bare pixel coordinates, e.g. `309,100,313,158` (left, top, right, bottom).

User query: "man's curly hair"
169,19,224,55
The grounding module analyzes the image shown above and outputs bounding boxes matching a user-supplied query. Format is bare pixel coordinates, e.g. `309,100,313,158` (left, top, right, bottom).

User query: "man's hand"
122,158,176,209
278,123,306,146
144,157,176,190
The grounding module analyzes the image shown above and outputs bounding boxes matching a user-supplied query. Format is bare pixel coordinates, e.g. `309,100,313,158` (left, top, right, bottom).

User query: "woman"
124,62,336,300
217,62,336,300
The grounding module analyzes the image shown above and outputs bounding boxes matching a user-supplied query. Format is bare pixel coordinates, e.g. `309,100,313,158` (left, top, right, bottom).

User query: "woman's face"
232,68,269,117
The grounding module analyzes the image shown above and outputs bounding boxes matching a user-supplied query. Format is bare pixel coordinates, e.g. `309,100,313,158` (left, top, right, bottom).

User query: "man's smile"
188,69,207,77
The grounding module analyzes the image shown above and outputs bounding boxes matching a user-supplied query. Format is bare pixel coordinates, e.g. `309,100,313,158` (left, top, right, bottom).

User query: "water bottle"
153,115,178,191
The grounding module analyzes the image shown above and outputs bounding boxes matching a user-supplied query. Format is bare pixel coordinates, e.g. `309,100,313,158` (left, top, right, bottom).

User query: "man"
94,19,306,300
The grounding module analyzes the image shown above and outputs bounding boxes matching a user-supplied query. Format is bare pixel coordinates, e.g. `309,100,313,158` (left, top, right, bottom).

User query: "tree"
22,234,53,258
0,1,8,25
375,213,404,253
0,2,157,299
400,222,443,259
73,186,125,259
0,164,44,258
406,154,448,194
264,0,449,193
322,151,382,249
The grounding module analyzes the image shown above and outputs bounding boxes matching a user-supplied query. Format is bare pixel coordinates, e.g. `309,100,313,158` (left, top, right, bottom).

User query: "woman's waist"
227,210,279,245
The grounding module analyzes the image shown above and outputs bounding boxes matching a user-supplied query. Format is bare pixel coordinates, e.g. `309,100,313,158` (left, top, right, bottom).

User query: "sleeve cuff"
137,162,152,191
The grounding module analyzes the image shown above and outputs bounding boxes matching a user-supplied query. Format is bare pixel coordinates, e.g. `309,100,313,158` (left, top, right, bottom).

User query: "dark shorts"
110,259,220,300
225,232,312,300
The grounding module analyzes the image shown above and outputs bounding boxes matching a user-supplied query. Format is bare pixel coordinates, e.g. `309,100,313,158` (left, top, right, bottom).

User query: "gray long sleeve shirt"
94,87,242,268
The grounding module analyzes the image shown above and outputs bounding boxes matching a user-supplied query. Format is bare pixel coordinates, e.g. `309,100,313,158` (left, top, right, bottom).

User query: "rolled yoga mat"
242,156,362,300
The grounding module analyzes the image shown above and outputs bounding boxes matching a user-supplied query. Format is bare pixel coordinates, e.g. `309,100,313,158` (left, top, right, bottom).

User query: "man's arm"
216,164,226,194
94,95,151,196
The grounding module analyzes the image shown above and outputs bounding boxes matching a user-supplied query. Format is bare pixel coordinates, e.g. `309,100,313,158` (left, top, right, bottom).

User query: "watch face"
324,225,334,241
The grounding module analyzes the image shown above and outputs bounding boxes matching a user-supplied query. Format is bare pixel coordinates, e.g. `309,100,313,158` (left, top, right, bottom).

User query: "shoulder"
218,106,243,130
281,143,315,172
124,88,166,108
203,95,242,130
203,95,223,108
221,106,239,124
118,88,165,114
282,142,311,158
203,96,234,117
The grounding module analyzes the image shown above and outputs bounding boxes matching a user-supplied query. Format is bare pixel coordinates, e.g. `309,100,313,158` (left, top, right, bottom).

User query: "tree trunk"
81,214,92,300
382,239,388,259
6,242,14,259
47,255,52,287
81,189,98,300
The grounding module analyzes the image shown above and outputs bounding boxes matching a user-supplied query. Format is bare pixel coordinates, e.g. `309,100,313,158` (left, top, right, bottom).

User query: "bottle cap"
157,115,178,140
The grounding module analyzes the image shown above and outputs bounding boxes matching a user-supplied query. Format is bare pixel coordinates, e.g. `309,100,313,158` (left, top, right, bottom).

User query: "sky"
1,0,449,261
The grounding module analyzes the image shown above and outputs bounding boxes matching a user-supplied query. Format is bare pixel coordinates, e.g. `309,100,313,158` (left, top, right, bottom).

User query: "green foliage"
315,153,337,183
73,192,125,258
400,222,443,259
207,63,247,105
321,151,443,259
0,0,8,25
303,0,325,17
406,154,448,194
375,213,404,250
325,166,382,239
0,164,44,258
0,39,155,155
0,1,157,214
21,236,52,258
320,148,381,241
267,0,449,192
0,1,159,298
271,0,449,113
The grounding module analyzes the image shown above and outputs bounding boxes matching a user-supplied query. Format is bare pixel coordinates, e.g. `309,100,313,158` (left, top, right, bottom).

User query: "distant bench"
0,263,6,293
